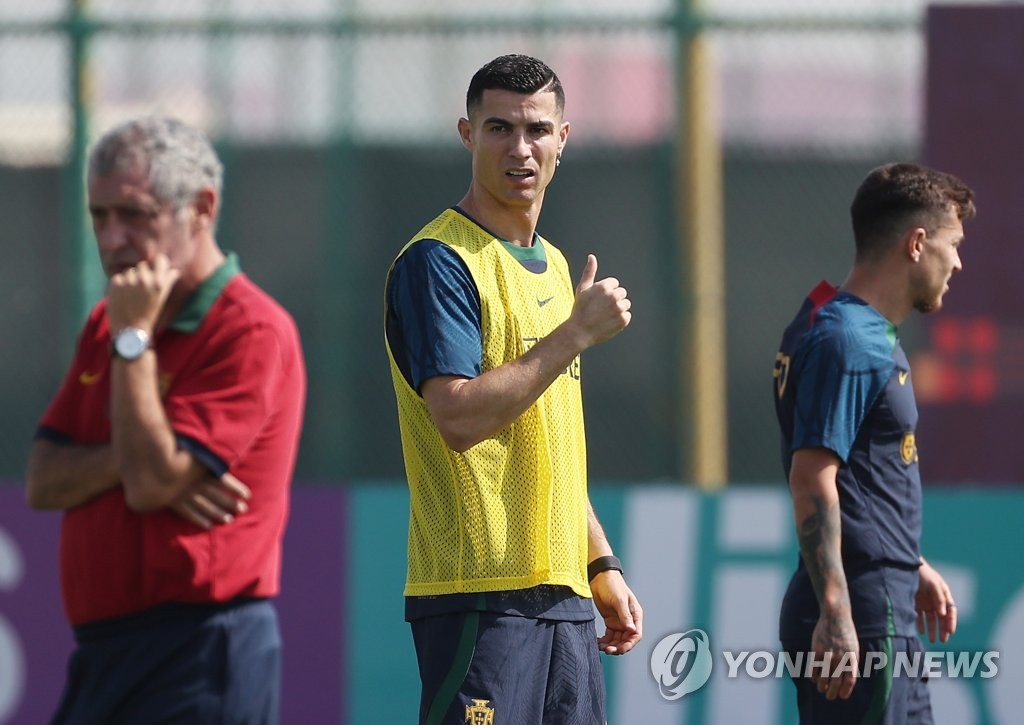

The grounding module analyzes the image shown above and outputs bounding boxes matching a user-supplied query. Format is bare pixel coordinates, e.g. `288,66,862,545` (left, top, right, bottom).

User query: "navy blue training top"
773,281,922,639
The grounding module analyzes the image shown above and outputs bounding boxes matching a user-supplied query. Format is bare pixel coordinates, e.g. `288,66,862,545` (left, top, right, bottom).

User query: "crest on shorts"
465,698,495,725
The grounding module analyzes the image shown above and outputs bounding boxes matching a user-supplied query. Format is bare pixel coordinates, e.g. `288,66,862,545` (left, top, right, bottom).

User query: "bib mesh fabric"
386,209,590,597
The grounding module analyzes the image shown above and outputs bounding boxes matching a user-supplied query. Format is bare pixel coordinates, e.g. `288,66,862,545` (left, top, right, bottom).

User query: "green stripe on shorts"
861,597,896,725
424,601,483,725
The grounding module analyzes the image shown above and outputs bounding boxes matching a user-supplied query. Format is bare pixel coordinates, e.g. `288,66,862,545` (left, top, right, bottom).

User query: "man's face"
911,207,965,314
459,88,569,211
87,167,196,278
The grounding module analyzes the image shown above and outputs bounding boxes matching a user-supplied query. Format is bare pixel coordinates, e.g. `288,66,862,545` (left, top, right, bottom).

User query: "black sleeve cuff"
35,426,73,444
175,434,228,477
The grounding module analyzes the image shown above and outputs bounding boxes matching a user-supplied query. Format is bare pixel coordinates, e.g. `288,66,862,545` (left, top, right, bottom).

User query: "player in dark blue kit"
773,162,976,724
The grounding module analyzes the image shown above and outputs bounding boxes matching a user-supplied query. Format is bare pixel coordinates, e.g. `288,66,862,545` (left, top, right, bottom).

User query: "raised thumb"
576,254,598,293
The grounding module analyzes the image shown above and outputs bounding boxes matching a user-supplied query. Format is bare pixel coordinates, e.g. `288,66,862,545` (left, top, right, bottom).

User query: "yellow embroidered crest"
465,698,495,725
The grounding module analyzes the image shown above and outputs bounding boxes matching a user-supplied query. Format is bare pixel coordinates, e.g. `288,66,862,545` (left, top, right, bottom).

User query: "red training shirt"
38,255,306,626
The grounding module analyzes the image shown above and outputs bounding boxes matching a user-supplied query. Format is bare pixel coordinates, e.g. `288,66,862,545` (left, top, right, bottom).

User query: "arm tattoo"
797,495,848,612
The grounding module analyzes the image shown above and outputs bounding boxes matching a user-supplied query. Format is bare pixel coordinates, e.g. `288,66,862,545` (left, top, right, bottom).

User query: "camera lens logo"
650,629,714,700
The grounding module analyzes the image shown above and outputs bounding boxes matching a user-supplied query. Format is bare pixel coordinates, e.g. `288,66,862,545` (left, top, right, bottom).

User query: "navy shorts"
51,598,281,725
784,635,934,725
411,611,606,725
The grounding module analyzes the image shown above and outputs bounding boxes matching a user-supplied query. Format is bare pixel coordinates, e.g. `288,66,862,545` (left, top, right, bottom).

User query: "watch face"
114,328,150,359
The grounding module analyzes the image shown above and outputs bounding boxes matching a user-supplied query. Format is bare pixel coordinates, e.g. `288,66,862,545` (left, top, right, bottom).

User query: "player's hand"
590,569,643,655
810,611,859,700
568,254,631,349
169,471,251,529
107,253,180,332
916,559,957,643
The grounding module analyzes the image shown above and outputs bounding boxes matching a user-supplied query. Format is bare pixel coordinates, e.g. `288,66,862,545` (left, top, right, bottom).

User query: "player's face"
460,88,569,211
911,207,964,313
88,167,197,279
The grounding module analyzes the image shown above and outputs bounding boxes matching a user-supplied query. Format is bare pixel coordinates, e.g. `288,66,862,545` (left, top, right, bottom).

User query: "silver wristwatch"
110,327,151,361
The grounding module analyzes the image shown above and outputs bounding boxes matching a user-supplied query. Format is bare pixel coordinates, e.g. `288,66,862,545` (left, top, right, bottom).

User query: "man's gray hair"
87,117,223,211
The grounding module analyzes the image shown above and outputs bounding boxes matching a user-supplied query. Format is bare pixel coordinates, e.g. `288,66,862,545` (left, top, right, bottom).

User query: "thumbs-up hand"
569,254,631,349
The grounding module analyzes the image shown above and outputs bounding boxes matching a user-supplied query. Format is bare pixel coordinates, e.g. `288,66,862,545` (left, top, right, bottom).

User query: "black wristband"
587,555,623,581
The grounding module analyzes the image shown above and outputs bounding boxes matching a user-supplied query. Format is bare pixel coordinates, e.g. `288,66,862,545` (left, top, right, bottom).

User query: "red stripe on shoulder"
807,280,838,326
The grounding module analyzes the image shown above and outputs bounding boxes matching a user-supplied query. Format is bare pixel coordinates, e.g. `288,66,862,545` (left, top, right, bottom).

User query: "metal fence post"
675,0,728,488
62,0,102,358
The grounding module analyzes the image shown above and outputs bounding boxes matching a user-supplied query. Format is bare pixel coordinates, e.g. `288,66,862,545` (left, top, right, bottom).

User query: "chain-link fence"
1,0,943,484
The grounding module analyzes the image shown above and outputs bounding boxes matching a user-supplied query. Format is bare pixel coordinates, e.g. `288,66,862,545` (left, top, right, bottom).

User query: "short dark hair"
850,162,976,261
466,54,565,117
